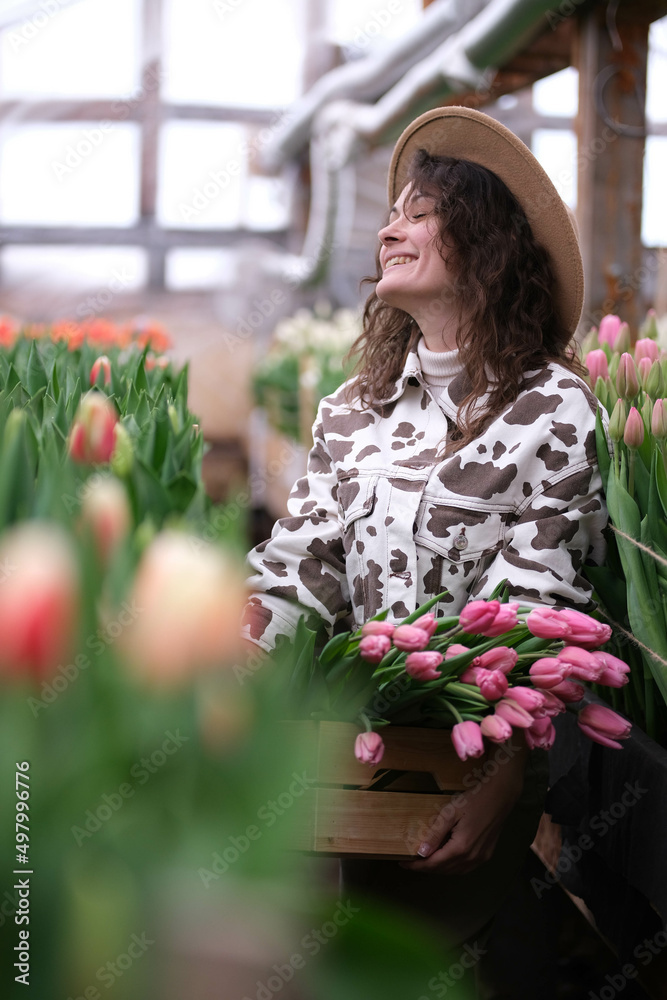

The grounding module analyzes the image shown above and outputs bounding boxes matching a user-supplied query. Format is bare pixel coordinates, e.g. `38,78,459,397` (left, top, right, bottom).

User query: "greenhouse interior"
2,0,667,998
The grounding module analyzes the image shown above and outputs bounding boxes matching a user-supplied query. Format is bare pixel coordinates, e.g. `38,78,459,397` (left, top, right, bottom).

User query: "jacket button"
453,531,468,551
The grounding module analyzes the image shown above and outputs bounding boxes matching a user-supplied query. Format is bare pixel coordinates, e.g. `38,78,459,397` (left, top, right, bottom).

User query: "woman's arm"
243,401,352,653
405,463,607,873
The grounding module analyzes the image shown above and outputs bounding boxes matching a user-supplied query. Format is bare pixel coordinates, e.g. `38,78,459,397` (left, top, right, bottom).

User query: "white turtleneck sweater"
416,337,465,403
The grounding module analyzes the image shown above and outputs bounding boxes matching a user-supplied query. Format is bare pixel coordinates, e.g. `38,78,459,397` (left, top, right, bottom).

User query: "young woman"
242,106,607,969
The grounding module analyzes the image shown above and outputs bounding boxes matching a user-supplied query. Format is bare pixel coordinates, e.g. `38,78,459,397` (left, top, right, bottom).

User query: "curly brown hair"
344,149,585,451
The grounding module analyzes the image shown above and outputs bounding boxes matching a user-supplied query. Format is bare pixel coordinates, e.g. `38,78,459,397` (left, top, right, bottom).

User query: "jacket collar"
379,346,491,424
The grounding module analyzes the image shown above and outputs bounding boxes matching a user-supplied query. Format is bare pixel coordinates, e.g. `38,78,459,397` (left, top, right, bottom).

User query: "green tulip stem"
359,711,372,733
440,698,464,725
628,448,636,498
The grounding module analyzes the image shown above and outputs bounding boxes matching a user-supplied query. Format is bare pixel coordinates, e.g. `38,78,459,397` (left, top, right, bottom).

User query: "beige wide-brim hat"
388,106,584,336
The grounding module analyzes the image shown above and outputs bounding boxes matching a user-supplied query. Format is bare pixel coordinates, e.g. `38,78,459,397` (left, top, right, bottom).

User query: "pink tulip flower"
494,698,534,728
405,650,443,681
506,686,545,713
459,665,481,684
540,692,566,716
472,646,518,674
90,354,111,386
598,314,621,347
616,353,639,400
550,679,585,703
451,720,485,761
634,337,660,364
480,714,513,743
558,646,604,682
591,651,630,688
0,523,80,682
354,731,385,765
69,391,118,464
652,399,667,440
359,634,392,663
585,349,609,384
577,703,631,749
361,620,395,638
613,323,632,354
479,603,520,637
459,600,500,633
79,476,131,564
637,356,653,385
529,657,567,689
392,624,430,651
526,718,556,750
445,643,470,659
477,669,509,701
623,406,644,449
526,606,611,648
412,612,438,638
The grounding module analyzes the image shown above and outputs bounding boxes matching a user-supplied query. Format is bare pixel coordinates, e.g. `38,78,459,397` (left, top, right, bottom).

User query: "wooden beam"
0,225,288,249
0,100,281,125
573,4,651,333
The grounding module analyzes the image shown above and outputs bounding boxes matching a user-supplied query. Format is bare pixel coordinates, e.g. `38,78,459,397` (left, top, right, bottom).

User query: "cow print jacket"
242,345,608,653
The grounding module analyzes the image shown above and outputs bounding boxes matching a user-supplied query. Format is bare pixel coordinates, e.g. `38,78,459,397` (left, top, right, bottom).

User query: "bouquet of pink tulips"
288,590,632,765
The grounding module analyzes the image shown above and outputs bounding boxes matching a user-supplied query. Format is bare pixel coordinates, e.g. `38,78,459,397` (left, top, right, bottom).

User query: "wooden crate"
285,721,477,860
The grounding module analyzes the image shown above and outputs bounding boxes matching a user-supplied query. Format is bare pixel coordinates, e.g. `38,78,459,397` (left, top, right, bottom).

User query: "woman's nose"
378,217,403,244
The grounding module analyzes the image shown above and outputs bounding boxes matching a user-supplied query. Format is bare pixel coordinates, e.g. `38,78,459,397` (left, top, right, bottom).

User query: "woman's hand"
401,734,528,876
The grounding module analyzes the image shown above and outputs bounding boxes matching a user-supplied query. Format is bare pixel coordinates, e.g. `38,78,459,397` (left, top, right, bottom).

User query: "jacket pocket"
338,475,381,624
414,501,507,605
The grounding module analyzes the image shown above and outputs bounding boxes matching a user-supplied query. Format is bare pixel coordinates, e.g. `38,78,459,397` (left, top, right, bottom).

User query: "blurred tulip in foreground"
69,391,118,464
79,476,131,563
0,522,79,681
119,531,245,687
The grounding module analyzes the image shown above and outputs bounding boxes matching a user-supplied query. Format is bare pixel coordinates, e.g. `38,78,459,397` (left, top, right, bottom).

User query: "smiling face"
376,185,459,326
